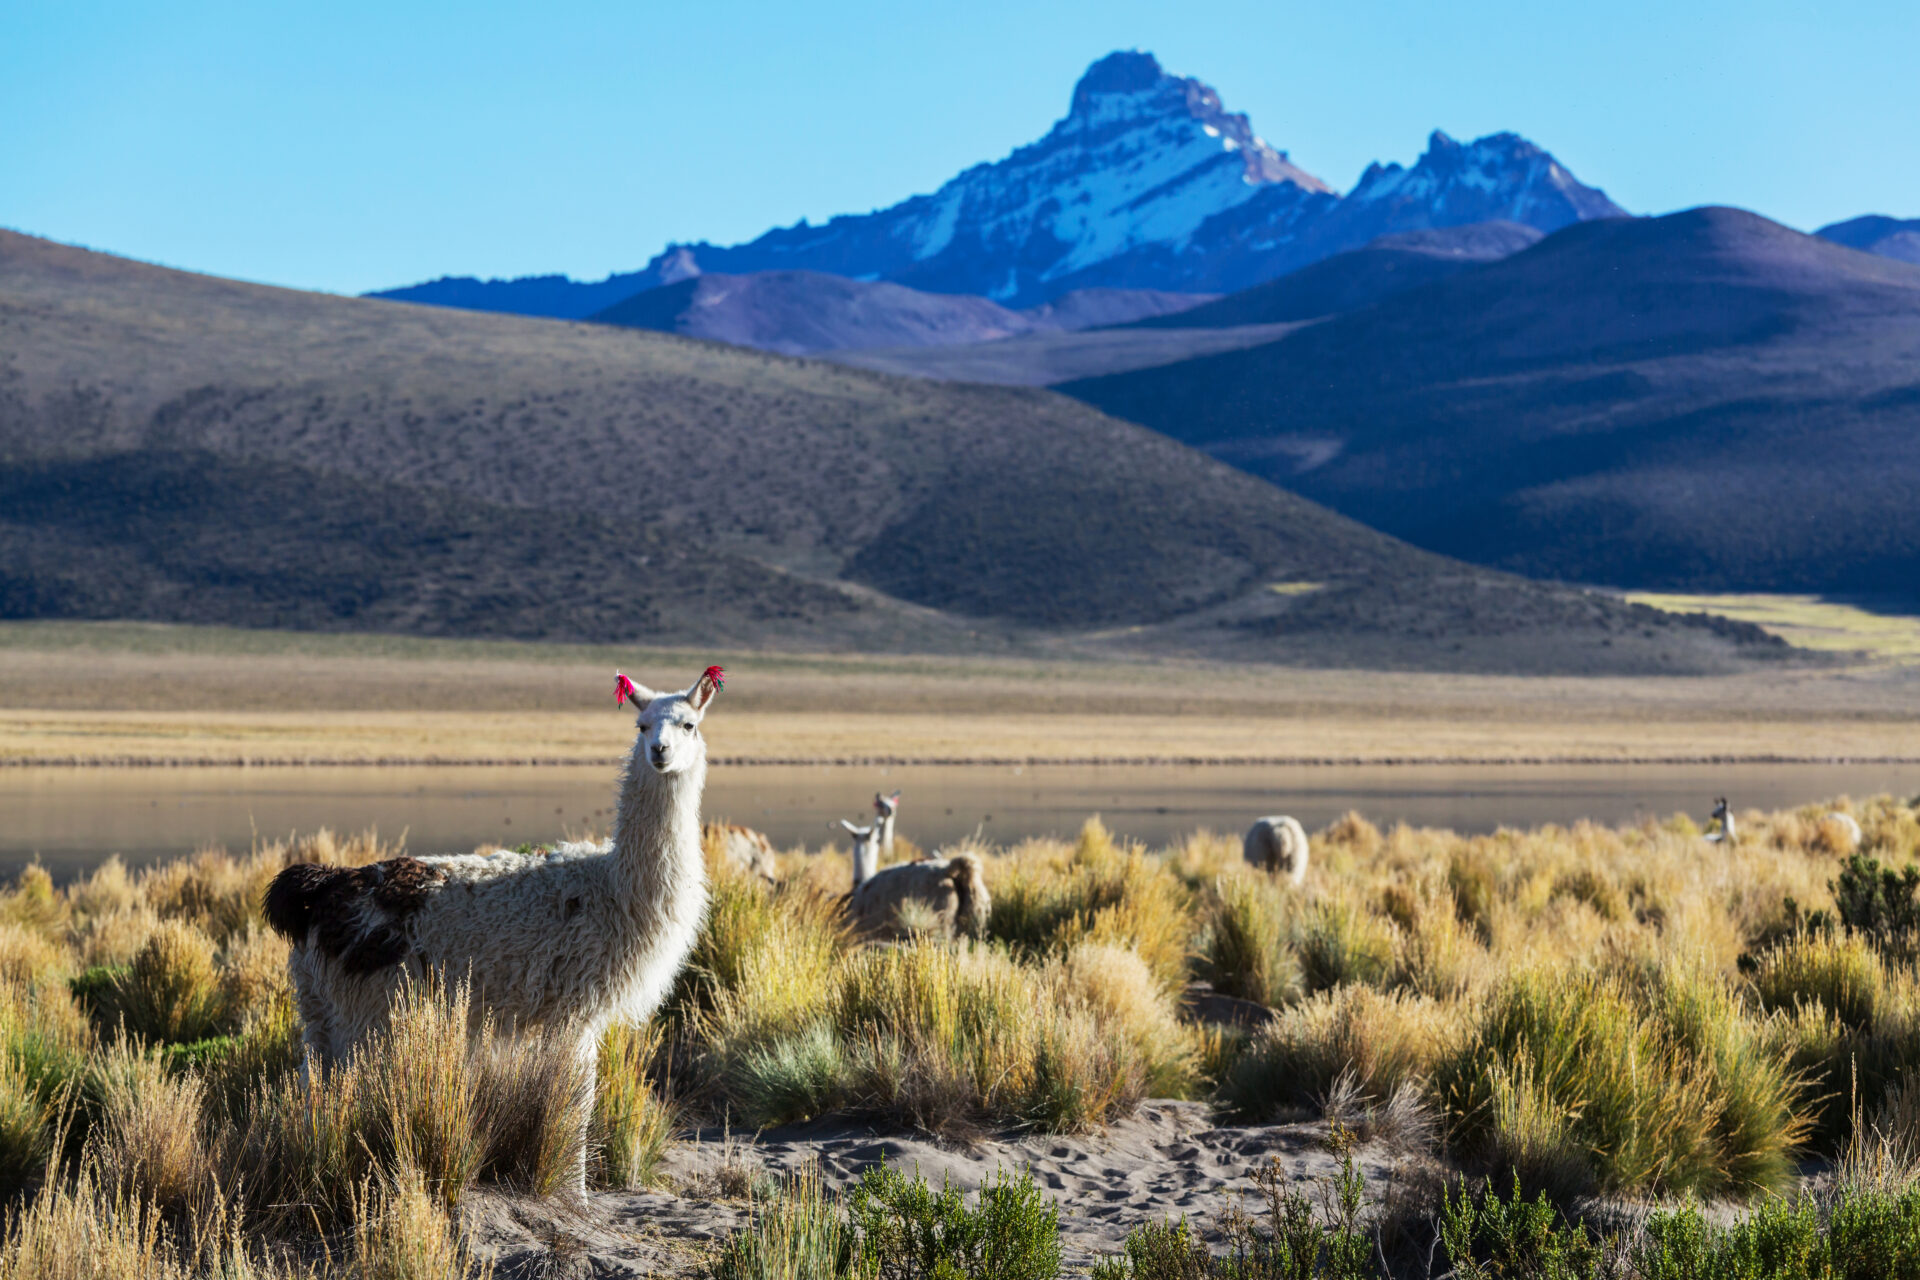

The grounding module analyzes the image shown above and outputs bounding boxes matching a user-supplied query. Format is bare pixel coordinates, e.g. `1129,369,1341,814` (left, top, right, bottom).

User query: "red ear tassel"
615,672,640,706
703,665,726,692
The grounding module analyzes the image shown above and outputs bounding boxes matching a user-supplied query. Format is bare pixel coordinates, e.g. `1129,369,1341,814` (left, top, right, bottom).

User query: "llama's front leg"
572,1032,599,1196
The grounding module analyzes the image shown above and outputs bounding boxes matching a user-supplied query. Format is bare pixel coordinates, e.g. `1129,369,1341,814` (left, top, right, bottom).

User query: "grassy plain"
2,620,1918,765
4,797,1920,1274
1629,592,1920,663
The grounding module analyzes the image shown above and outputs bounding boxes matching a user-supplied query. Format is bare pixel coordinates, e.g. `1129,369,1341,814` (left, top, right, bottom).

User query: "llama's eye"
639,722,652,732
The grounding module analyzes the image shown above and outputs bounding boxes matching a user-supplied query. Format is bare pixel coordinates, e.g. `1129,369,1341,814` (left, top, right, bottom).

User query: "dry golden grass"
4,620,1920,764
0,788,1916,1270
1629,592,1920,664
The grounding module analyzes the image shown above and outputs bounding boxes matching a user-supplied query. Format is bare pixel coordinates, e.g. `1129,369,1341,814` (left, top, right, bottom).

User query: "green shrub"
849,1163,1061,1280
1831,853,1920,962
1439,1175,1599,1280
1096,1142,1373,1279
1088,1219,1208,1280
1626,1185,1920,1278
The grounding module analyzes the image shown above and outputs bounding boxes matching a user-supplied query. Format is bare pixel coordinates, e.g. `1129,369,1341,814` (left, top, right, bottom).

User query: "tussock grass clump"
1295,890,1399,994
1220,985,1463,1122
1438,964,1802,1200
990,819,1194,991
707,1163,861,1280
352,1160,495,1280
1750,930,1886,1029
831,940,1141,1135
591,1019,675,1190
1198,871,1300,1007
82,919,233,1045
89,1039,218,1226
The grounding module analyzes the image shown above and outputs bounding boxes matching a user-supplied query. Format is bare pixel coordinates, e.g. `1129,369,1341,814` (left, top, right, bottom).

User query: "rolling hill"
587,270,1209,355
1062,207,1920,602
0,229,1784,671
1133,221,1543,328
1817,215,1920,265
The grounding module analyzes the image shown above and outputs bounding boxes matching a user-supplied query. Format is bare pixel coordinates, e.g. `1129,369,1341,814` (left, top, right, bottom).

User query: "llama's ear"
615,672,656,710
840,820,867,837
685,665,725,714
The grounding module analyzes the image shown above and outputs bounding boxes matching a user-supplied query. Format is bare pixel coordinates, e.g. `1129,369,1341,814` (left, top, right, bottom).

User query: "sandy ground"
468,1103,1420,1278
3,623,1919,764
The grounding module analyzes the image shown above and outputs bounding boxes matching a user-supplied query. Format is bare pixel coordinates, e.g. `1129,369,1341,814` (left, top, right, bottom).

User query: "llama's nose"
650,745,668,767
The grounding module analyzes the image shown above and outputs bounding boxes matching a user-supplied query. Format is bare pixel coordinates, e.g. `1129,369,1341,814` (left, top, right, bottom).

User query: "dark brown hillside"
0,230,1788,669
1131,221,1543,328
0,450,861,643
1062,208,1920,601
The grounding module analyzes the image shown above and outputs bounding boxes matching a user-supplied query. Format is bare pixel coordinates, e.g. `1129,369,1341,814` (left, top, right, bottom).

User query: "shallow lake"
4,761,1917,879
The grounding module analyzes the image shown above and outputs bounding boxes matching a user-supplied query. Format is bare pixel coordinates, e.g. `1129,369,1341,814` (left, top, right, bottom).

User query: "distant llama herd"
263,663,1859,1188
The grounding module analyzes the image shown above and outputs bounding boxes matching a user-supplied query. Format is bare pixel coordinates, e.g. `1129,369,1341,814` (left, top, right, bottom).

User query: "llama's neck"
877,813,895,857
612,742,707,916
1720,810,1736,841
852,838,876,889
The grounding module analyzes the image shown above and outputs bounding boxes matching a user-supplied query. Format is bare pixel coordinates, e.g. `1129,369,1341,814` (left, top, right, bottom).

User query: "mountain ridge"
1060,206,1920,600
371,50,1624,315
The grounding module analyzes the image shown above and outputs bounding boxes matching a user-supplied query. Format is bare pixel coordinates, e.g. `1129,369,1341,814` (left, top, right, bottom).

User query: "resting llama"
264,666,723,1172
1244,815,1309,885
839,818,990,940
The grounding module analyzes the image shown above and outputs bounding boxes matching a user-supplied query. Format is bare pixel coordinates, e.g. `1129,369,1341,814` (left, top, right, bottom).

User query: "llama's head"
616,666,723,775
874,791,901,820
1712,796,1729,818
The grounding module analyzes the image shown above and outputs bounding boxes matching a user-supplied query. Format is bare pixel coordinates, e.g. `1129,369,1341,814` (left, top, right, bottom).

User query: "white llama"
265,665,723,1182
873,790,903,860
1706,796,1737,844
1244,815,1309,884
839,819,990,940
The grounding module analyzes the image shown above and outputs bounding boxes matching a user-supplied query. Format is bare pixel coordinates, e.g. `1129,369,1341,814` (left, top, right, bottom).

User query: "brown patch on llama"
264,856,448,973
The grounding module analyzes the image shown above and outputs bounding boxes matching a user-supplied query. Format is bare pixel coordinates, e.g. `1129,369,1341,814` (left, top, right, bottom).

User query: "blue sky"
6,0,1915,295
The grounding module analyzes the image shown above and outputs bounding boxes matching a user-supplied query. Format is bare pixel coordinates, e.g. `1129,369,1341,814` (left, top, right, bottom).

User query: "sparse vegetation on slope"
0,229,1801,670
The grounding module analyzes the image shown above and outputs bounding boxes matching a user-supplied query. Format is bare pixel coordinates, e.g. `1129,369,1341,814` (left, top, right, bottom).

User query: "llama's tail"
263,862,346,944
947,853,991,939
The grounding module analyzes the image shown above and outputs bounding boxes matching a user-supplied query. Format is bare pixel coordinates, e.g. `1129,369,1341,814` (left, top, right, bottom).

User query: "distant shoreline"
6,754,1920,769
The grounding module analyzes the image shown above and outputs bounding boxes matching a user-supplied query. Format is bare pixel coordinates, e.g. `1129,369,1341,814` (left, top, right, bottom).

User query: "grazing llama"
265,666,724,1182
874,790,903,860
1244,815,1309,884
839,819,990,940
